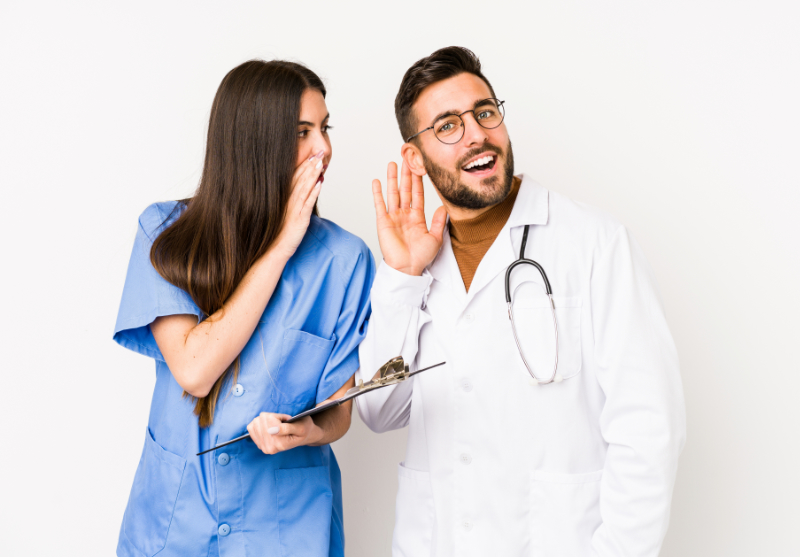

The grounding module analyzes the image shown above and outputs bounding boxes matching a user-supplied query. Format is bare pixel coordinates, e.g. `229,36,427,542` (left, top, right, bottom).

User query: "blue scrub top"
113,202,374,557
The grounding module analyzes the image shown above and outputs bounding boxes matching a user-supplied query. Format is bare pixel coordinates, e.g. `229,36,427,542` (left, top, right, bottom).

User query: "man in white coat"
357,46,685,557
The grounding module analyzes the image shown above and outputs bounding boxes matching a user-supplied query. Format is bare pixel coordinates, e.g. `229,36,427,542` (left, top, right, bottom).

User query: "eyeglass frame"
405,98,506,144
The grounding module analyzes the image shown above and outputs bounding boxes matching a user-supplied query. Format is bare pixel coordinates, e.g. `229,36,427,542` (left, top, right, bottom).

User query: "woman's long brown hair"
150,60,325,427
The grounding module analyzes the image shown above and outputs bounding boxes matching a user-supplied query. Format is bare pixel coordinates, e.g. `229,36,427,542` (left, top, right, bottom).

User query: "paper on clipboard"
196,357,444,456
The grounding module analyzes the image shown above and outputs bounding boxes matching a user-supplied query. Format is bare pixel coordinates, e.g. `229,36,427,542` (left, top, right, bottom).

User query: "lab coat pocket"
510,292,582,381
393,463,435,557
271,329,335,415
529,469,603,557
122,428,186,556
275,466,333,557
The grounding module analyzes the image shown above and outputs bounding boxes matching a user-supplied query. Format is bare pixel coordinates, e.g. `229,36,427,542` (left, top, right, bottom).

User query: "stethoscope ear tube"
505,225,553,301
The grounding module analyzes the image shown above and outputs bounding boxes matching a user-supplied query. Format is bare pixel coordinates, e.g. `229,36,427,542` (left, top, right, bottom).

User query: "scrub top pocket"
122,428,186,557
275,466,333,557
271,329,335,415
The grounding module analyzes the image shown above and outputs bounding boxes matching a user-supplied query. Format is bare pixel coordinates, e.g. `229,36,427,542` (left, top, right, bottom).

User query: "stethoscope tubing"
505,225,552,299
505,225,560,385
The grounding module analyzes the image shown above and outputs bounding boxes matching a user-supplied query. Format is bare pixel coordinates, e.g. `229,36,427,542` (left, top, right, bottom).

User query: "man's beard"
422,140,515,210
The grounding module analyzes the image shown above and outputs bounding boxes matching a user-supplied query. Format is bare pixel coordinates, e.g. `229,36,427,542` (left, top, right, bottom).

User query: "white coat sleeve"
589,226,686,557
355,262,433,433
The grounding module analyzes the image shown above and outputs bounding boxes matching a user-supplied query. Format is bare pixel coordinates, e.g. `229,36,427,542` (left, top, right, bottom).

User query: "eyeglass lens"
434,99,505,144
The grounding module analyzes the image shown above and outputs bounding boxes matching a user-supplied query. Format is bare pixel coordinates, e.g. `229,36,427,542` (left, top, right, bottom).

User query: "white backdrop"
1,1,798,555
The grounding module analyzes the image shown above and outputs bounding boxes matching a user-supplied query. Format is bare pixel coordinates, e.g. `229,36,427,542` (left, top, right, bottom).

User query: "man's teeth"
464,155,494,170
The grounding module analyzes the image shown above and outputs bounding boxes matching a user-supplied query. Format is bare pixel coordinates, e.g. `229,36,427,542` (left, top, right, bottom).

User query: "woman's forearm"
153,154,324,398
309,401,353,446
152,247,291,397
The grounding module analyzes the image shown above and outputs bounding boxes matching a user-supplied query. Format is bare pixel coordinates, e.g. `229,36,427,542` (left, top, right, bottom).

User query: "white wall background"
1,1,798,555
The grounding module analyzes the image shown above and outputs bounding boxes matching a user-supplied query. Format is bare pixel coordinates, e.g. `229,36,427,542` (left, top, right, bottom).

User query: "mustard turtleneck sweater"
448,176,521,291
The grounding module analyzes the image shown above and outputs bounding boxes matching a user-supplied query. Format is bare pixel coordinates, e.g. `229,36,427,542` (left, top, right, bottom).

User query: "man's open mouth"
462,154,497,173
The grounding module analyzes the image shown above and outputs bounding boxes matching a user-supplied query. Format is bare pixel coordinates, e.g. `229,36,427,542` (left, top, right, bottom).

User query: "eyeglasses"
406,98,506,144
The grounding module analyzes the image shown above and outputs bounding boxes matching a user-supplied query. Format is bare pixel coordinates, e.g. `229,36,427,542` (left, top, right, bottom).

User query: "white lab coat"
356,175,686,557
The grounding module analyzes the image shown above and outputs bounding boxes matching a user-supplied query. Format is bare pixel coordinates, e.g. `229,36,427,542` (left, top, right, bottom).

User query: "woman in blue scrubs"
113,60,374,557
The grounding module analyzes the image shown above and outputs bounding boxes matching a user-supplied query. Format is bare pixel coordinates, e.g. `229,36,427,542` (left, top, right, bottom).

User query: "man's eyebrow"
428,99,494,125
298,113,330,127
429,108,460,125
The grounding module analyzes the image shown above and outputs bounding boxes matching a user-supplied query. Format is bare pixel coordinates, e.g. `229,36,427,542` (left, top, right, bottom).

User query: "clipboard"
196,357,444,456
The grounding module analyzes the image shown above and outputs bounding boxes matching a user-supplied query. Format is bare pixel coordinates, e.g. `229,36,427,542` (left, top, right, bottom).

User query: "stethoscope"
504,225,561,385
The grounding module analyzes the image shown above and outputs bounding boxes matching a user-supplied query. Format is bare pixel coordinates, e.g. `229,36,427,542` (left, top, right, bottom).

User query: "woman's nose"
310,137,331,159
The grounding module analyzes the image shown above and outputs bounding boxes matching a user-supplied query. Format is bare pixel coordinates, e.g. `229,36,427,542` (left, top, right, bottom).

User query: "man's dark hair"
395,46,496,143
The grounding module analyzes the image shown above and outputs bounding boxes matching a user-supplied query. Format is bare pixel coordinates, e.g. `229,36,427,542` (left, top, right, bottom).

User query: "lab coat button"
233,384,244,397
464,313,474,322
462,520,473,531
461,381,473,392
218,453,230,466
218,524,230,537
459,453,472,465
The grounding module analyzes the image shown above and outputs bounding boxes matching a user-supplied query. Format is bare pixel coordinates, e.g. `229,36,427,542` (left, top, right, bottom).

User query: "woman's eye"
298,130,309,138
322,125,333,133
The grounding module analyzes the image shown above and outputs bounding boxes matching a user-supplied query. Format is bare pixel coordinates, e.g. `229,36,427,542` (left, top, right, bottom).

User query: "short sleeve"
113,204,202,362
315,243,376,403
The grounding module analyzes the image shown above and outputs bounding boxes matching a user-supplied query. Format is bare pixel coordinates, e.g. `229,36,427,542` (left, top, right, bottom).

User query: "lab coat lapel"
464,175,550,304
428,223,467,301
463,226,516,305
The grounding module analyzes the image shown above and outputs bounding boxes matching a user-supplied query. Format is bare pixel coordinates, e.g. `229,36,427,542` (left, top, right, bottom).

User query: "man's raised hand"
372,161,447,276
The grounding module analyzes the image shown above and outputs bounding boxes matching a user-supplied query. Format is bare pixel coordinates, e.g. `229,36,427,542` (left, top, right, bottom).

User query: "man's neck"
446,177,522,291
442,200,494,221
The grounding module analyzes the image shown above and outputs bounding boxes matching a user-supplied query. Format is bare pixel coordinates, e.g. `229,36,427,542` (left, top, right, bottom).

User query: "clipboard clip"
351,356,411,394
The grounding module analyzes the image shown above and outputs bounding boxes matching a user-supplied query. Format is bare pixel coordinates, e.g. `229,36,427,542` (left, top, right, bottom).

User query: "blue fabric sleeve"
315,243,376,403
113,204,202,362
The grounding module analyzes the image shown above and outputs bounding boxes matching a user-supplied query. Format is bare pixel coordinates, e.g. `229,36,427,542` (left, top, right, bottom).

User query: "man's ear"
401,143,427,177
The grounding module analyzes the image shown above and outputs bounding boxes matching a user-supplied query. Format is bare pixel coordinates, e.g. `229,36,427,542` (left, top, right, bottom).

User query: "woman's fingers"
248,413,296,454
290,153,324,213
301,181,322,214
292,154,319,189
247,420,266,453
269,422,298,437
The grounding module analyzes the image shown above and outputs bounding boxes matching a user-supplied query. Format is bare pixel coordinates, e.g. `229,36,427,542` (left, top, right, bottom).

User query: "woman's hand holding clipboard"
197,357,445,456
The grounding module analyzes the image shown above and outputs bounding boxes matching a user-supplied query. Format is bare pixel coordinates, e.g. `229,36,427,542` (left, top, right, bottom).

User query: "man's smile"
460,151,498,178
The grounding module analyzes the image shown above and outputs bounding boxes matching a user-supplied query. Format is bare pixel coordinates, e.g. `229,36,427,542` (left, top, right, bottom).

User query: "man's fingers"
386,162,400,211
429,205,448,242
411,172,425,210
372,179,387,216
399,161,412,210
